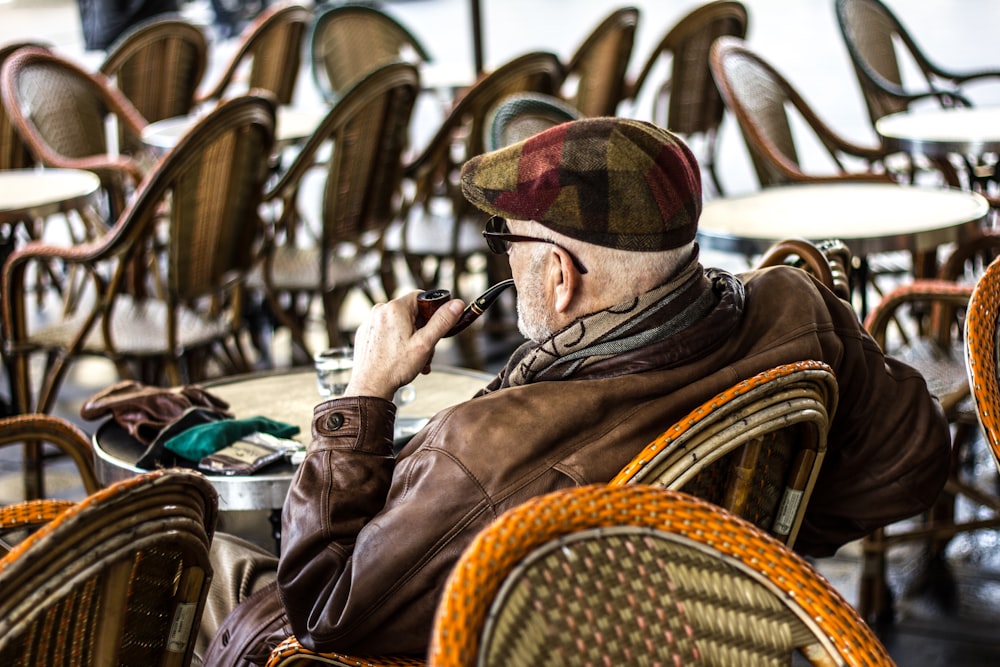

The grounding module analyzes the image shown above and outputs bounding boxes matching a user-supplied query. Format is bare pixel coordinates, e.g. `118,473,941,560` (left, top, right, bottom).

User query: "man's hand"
345,291,465,401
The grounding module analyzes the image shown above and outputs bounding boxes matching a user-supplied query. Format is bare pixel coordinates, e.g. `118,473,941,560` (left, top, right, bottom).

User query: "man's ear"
550,246,581,313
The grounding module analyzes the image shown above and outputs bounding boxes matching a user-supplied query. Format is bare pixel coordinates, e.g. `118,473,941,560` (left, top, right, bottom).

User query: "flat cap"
460,117,702,251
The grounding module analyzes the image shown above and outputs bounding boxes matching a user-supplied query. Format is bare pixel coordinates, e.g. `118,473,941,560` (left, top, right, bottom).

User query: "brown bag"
80,380,233,445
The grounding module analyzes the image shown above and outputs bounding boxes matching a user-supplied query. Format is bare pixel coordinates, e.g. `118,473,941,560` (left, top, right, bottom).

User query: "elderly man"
202,117,949,665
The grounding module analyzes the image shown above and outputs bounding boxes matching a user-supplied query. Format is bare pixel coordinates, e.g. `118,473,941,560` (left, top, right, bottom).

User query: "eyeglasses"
481,216,589,274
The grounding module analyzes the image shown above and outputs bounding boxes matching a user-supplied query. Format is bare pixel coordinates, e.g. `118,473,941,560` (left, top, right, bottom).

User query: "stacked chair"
558,6,638,118
623,1,748,196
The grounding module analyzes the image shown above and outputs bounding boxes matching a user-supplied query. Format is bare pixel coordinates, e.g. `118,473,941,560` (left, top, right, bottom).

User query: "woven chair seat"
25,294,232,355
258,244,383,291
893,338,974,418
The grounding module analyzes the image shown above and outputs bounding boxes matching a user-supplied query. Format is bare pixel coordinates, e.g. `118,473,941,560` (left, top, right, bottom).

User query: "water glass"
314,347,353,399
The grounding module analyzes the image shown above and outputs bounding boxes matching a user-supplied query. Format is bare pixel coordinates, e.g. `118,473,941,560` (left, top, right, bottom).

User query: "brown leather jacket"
206,265,949,664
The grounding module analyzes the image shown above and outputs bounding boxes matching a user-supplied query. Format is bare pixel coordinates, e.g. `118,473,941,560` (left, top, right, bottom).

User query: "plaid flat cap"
460,117,702,251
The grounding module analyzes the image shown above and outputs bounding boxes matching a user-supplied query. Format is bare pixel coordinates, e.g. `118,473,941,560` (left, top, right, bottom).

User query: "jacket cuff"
310,396,396,455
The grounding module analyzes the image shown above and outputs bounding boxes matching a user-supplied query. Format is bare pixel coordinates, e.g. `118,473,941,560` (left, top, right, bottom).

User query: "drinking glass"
314,347,353,399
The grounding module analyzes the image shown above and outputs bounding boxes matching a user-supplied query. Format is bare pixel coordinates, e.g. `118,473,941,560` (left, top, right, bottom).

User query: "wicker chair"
967,255,1000,472
99,14,208,124
0,468,217,666
485,92,581,152
857,235,1000,624
623,1,748,196
0,413,101,505
196,2,311,107
610,360,837,548
1,46,151,223
309,3,430,105
256,63,420,361
429,484,894,666
2,94,276,417
756,237,854,301
835,0,1000,127
0,42,49,171
559,6,638,118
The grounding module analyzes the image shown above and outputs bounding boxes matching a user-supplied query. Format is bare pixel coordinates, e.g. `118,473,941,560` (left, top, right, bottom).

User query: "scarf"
483,253,745,391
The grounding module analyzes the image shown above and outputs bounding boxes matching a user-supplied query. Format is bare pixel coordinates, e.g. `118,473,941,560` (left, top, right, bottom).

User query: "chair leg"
859,526,893,626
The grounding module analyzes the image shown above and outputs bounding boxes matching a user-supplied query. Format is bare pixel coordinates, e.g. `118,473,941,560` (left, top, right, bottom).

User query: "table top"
141,106,328,151
698,182,989,257
92,365,492,511
0,168,101,225
876,106,1000,158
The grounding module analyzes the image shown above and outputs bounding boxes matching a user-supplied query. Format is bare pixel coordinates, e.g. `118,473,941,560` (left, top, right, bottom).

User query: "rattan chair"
0,468,217,666
756,237,854,301
2,94,276,416
835,0,1000,126
197,2,311,107
485,92,581,152
429,484,894,666
967,255,1000,472
610,360,837,549
256,62,420,361
1,45,151,223
559,6,638,118
0,413,101,505
623,1,748,196
857,235,1000,624
309,3,430,105
0,42,49,171
99,14,208,124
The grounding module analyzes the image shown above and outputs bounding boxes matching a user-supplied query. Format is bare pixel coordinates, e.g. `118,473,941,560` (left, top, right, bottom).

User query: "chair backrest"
625,1,746,195
610,360,837,548
965,255,1000,474
429,484,894,667
485,92,581,151
266,62,419,264
0,42,49,171
404,51,563,222
560,6,639,117
100,14,208,123
756,237,853,301
198,2,311,106
0,468,218,666
835,0,967,124
309,4,430,104
710,36,891,188
1,46,150,217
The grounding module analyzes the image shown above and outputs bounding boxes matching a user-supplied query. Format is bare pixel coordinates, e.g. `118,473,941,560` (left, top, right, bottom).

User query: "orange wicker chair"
308,3,430,105
610,360,837,549
2,94,276,417
0,413,101,506
966,254,1000,471
623,1,748,196
255,62,420,361
196,2,311,107
429,484,894,666
99,14,208,124
0,468,217,666
559,6,638,118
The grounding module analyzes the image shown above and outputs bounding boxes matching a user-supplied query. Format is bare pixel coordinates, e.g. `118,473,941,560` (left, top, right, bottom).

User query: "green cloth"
163,416,300,460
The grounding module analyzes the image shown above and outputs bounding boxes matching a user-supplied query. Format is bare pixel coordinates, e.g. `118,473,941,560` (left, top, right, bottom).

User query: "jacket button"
324,413,345,430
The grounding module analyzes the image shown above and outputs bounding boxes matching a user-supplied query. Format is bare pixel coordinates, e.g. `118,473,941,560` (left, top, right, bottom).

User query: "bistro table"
876,106,1000,190
141,106,328,153
698,182,989,315
91,364,492,548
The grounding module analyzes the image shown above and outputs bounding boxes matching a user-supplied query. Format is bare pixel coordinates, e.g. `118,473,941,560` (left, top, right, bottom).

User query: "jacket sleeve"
275,396,495,655
796,302,952,557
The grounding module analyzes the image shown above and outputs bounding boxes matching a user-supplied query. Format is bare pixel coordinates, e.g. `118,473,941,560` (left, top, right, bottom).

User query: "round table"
876,107,1000,161
0,168,101,225
141,106,328,152
698,183,988,258
92,365,492,513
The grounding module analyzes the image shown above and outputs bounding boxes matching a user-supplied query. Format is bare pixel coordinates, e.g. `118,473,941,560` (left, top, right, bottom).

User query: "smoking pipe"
416,279,515,337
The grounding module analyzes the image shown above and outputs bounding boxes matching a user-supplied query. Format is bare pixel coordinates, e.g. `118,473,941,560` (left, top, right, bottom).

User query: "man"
202,117,949,665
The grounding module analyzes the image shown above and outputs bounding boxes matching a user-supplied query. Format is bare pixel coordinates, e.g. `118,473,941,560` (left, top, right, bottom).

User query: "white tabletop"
142,106,328,151
876,107,1000,158
698,183,988,257
0,168,101,224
